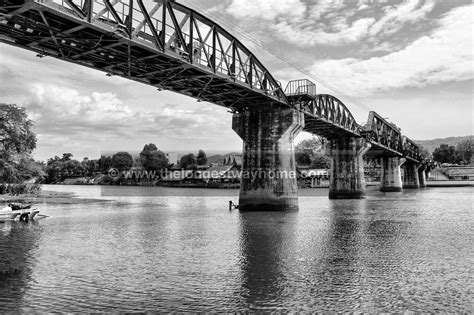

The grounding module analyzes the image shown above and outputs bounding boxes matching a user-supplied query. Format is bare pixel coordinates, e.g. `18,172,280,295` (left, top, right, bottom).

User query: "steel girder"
361,111,405,157
288,93,360,138
0,0,423,160
403,136,421,163
0,0,287,108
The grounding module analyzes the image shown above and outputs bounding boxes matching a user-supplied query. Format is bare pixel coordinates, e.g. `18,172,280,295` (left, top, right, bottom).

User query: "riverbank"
0,190,109,205
427,180,474,187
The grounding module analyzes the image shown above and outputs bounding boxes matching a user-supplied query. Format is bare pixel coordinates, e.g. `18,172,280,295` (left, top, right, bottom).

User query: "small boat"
0,203,40,222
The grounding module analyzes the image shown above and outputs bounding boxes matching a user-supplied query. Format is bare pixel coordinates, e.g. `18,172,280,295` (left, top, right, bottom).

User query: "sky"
0,0,472,161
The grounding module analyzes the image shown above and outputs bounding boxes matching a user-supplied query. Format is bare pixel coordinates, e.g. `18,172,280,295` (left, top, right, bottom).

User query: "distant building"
443,167,474,180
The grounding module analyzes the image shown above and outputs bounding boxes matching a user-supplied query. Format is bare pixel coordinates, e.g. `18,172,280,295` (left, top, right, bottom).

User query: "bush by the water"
0,183,41,195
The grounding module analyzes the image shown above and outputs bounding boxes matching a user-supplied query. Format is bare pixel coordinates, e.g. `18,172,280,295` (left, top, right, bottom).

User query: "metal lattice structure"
0,0,287,108
403,136,421,162
361,111,404,157
0,0,422,162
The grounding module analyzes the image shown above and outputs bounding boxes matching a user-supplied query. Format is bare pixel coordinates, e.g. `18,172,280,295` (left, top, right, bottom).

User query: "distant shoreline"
0,190,109,205
426,180,474,187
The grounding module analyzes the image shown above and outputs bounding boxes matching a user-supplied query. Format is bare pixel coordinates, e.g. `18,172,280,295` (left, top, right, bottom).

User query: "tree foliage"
0,103,37,160
456,139,472,164
294,137,330,168
0,104,39,184
180,153,196,169
44,154,86,183
139,143,168,171
197,149,207,165
111,151,134,171
432,144,460,164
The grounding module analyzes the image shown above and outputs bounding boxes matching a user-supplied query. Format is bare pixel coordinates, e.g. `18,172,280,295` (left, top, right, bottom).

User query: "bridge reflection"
236,199,410,310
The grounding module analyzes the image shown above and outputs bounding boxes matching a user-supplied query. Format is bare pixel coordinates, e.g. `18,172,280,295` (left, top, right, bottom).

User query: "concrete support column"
380,157,406,192
232,107,304,211
403,163,420,189
418,165,427,188
326,137,371,199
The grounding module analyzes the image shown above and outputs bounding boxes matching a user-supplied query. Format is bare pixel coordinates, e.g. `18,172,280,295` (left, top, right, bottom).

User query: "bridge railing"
50,0,286,103
284,79,316,97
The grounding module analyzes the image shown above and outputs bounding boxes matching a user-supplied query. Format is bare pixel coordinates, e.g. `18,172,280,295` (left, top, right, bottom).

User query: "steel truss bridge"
0,0,422,163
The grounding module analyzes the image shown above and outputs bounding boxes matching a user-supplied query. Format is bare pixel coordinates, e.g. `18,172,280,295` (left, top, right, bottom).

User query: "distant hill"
415,135,473,154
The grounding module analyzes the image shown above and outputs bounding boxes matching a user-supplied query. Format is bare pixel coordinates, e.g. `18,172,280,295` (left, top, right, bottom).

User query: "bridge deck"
0,0,421,163
0,0,287,109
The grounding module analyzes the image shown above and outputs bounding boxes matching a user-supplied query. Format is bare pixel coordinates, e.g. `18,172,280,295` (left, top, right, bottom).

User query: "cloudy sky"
0,0,472,161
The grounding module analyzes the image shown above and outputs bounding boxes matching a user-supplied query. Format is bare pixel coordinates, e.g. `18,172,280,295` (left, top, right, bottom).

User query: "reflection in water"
237,212,298,310
0,221,43,311
0,186,472,312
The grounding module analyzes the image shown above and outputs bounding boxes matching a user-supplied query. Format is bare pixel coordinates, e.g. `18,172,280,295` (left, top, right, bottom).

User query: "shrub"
0,183,41,195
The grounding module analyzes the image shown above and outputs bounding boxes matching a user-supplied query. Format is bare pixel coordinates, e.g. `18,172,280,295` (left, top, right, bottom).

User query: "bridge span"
0,0,430,210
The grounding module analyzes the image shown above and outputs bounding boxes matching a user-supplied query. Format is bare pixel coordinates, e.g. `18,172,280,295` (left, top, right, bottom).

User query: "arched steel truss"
0,0,287,108
361,111,404,156
0,0,422,161
287,92,360,138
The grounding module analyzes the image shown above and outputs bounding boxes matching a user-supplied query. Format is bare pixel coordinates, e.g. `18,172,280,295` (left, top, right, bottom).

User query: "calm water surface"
0,185,472,312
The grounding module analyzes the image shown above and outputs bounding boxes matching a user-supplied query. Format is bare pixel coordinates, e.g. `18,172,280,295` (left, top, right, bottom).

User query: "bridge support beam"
327,137,371,199
232,107,304,211
403,163,420,189
380,157,406,192
418,165,427,188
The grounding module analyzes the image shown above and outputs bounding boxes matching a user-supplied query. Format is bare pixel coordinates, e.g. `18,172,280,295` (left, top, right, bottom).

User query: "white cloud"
369,0,436,37
19,84,236,160
309,0,347,20
274,17,375,46
307,4,473,96
222,0,437,47
226,0,306,21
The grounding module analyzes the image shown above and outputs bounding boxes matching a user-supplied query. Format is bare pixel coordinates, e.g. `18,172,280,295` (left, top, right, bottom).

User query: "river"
0,185,472,312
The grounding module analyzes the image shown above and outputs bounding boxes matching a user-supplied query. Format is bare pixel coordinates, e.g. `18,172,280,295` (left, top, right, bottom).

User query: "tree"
61,153,73,161
432,144,460,164
139,143,168,171
111,152,133,171
295,152,312,166
180,153,196,169
295,137,330,168
15,157,46,182
419,145,430,159
0,103,37,160
197,149,207,165
456,139,472,164
98,155,113,173
0,104,38,183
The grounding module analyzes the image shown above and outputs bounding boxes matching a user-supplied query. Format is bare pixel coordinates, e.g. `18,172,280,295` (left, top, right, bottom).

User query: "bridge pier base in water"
403,163,420,189
232,107,304,211
418,165,427,188
327,137,371,199
380,157,406,192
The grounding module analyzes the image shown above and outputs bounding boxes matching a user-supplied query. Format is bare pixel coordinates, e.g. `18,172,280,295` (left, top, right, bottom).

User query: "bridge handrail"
51,0,289,105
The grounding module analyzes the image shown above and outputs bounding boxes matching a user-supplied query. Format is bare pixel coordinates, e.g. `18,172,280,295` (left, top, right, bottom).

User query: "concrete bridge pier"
418,165,427,188
403,162,420,189
380,157,406,192
232,107,304,211
326,137,371,199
